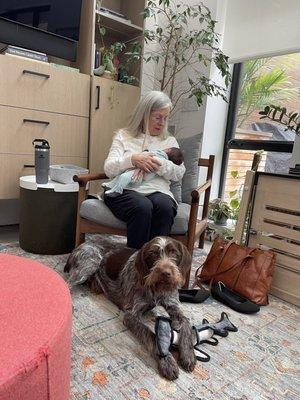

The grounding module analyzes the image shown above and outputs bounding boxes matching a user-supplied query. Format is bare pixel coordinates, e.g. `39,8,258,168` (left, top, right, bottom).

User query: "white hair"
121,91,172,140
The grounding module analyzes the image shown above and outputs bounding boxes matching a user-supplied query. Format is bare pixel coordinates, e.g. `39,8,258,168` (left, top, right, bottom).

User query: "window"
220,53,300,199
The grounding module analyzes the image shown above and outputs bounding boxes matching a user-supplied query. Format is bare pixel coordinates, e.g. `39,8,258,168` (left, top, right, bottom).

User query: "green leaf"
99,27,106,36
141,0,231,107
230,198,240,209
229,190,237,198
230,170,239,178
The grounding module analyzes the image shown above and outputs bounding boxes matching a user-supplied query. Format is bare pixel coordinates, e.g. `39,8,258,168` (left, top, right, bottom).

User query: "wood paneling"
0,106,88,157
0,55,90,117
88,76,140,193
248,174,300,306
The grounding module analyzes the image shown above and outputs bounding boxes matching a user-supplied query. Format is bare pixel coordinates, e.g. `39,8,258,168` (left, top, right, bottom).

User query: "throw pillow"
170,180,182,203
178,133,203,204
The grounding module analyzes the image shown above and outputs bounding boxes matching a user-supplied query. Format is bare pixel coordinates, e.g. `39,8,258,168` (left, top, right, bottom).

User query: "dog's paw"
179,349,197,372
157,354,179,381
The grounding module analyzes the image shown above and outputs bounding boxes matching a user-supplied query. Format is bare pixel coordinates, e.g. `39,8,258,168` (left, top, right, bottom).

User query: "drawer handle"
23,70,50,79
23,118,50,125
96,85,100,109
23,164,35,168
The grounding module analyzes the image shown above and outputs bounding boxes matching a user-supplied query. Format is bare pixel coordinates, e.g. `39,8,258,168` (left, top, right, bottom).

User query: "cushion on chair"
170,180,182,203
81,199,126,230
169,133,203,204
80,199,203,235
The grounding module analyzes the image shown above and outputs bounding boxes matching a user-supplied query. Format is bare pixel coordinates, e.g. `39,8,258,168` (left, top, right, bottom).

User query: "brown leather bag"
195,237,276,305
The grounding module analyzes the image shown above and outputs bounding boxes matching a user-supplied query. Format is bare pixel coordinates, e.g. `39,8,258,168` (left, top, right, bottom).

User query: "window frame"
218,62,294,197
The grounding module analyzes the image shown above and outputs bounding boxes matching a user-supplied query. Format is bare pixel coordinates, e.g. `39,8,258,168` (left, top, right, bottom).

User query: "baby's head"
164,147,184,165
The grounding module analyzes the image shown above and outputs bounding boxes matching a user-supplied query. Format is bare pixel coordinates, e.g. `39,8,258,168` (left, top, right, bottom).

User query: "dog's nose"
161,270,171,278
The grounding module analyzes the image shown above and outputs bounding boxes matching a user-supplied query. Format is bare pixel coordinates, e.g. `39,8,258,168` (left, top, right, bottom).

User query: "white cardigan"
103,130,185,201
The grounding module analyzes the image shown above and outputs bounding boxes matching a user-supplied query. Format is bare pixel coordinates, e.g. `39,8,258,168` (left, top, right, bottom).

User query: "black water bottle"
32,139,50,184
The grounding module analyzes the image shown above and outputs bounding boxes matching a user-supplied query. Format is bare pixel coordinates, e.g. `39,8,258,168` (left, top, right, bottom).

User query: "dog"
64,236,196,380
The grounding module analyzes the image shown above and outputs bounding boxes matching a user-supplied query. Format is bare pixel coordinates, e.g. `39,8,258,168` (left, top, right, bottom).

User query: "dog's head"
134,237,192,293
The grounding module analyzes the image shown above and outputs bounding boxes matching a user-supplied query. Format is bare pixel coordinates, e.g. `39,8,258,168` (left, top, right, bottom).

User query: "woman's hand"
131,168,144,182
131,153,161,173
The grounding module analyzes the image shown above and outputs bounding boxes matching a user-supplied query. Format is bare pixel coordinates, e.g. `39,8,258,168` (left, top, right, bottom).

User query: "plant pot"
103,70,114,80
214,216,228,225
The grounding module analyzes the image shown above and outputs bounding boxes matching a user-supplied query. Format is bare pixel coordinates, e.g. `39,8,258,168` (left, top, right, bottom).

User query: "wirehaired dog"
64,236,196,380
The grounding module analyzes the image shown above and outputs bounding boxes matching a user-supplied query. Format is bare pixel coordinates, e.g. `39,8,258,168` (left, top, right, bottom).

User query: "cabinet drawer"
0,55,90,117
0,154,87,199
0,106,89,158
271,265,300,307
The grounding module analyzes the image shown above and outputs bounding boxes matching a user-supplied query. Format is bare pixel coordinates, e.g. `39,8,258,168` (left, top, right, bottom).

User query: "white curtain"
222,0,300,63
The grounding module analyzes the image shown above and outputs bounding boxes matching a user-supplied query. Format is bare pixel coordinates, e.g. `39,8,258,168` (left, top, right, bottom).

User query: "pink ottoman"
0,254,72,400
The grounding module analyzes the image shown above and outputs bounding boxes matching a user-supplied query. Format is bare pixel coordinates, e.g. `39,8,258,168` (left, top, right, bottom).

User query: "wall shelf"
96,10,143,38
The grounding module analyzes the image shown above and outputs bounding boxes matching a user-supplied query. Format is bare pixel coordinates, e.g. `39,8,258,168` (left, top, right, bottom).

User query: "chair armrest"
73,173,108,187
191,179,212,202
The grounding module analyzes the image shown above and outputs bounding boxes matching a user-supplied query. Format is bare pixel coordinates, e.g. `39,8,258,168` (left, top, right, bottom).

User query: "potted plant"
94,23,141,84
141,0,231,113
208,198,231,225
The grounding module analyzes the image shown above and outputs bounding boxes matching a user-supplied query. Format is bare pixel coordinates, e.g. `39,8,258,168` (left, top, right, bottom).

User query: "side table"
19,176,79,254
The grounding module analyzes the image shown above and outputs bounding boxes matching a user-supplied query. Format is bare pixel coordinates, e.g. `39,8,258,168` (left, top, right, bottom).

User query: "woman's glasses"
150,113,169,124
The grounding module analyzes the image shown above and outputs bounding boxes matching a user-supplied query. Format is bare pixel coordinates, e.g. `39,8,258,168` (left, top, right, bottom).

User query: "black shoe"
211,282,260,314
178,288,210,303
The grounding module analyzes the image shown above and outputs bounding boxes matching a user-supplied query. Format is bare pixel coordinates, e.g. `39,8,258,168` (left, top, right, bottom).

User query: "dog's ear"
134,242,151,285
177,241,192,277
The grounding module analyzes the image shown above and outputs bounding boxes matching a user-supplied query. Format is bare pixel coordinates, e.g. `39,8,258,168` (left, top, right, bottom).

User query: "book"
4,53,48,65
94,48,100,69
289,164,300,175
99,7,130,22
0,45,48,62
49,63,80,73
99,7,127,19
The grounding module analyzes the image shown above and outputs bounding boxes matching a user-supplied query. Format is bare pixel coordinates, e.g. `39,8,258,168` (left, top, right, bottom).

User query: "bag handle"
194,239,234,284
194,239,230,283
196,240,255,288
209,250,255,281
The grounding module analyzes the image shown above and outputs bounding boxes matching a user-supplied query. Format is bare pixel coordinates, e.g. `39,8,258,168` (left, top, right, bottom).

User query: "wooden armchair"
73,155,214,287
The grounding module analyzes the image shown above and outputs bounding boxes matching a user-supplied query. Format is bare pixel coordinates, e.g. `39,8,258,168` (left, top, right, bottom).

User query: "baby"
102,147,184,196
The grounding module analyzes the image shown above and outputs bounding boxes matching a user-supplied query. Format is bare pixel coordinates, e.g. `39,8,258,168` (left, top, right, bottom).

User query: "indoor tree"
140,0,231,111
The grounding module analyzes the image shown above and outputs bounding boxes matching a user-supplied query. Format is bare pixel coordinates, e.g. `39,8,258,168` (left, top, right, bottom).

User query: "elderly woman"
103,91,185,249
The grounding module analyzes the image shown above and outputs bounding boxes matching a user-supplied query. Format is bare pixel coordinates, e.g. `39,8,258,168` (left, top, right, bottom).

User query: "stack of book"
99,7,131,23
94,48,101,69
0,45,48,62
289,164,300,175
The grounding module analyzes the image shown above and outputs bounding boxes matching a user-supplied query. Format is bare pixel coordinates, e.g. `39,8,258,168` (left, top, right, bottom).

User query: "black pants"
104,190,177,249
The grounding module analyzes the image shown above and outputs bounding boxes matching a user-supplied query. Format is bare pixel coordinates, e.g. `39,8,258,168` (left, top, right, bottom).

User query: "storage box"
50,165,88,184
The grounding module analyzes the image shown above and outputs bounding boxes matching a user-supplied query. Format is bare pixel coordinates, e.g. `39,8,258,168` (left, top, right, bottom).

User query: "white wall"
200,0,229,199
141,0,229,199
141,0,218,141
141,0,300,199
223,0,300,63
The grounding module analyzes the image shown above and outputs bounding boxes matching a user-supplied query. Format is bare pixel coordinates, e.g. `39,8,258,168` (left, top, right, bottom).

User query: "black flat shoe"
178,288,210,303
211,282,260,314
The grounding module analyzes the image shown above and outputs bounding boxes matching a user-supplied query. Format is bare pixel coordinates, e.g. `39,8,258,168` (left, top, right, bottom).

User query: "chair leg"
183,243,194,289
199,231,205,249
183,267,191,289
75,231,85,247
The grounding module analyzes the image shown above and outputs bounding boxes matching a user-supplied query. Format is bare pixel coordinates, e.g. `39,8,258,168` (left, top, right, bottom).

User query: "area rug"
1,236,299,400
